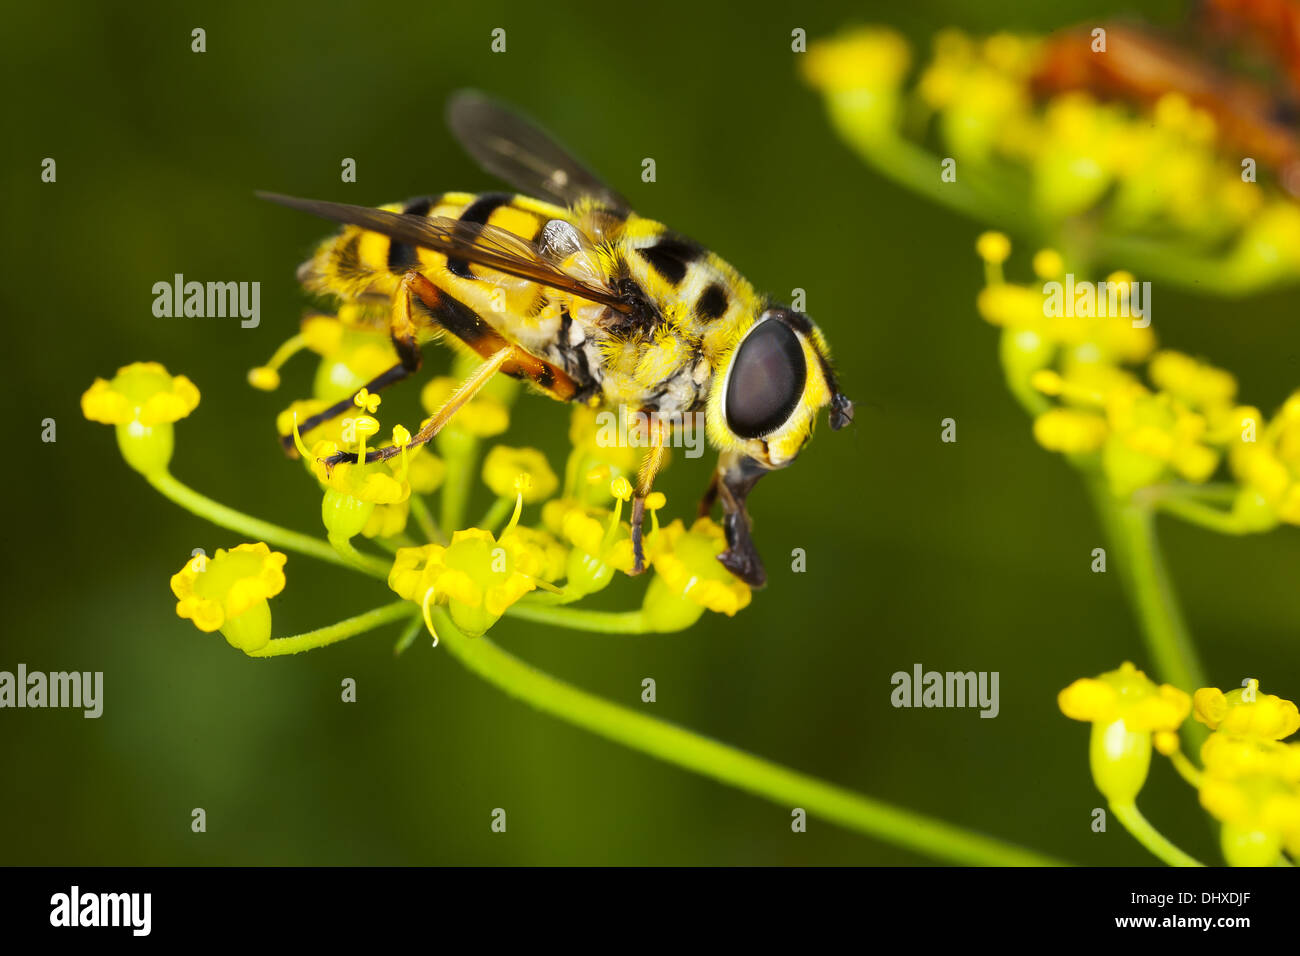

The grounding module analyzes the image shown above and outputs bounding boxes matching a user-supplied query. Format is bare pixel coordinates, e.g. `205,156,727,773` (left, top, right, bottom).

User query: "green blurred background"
4,0,1298,865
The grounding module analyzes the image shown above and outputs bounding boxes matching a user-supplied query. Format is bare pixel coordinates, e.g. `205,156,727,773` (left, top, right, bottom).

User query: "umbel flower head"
805,25,1300,294
1230,393,1300,526
1058,662,1191,803
170,543,287,653
975,234,1265,501
1193,680,1300,866
81,361,200,476
1194,681,1300,740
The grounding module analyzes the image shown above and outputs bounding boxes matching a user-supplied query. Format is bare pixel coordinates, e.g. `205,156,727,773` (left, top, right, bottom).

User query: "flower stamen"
248,333,307,392
421,586,440,647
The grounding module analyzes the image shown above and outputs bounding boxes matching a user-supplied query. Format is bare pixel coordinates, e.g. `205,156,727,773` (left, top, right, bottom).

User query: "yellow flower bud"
976,231,1011,265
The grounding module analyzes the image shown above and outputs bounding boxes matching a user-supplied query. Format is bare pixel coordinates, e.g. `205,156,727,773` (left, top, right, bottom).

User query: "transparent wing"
446,89,632,213
258,192,632,313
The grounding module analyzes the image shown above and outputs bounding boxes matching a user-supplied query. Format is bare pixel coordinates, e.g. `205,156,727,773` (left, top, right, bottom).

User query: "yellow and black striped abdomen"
298,191,615,403
300,191,571,303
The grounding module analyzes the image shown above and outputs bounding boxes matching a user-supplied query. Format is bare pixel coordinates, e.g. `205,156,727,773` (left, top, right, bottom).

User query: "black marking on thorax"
605,276,661,337
696,283,728,321
636,236,703,285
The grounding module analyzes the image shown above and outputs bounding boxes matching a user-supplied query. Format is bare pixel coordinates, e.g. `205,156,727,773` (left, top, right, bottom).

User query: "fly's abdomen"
299,191,569,303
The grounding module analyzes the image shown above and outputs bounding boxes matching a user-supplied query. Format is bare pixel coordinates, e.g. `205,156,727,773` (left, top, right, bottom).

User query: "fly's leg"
714,453,769,588
322,346,515,467
629,414,668,575
278,269,429,456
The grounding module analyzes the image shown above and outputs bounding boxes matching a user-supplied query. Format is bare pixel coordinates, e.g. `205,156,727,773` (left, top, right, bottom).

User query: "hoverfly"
1031,0,1300,196
259,92,852,587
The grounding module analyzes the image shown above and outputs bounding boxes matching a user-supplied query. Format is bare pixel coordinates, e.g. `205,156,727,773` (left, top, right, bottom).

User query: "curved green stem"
327,534,392,578
1138,482,1238,506
1110,801,1204,867
433,608,1066,866
475,495,514,534
409,494,444,544
1086,478,1207,711
824,110,1028,231
1154,496,1265,536
517,586,587,607
504,602,656,633
393,612,426,656
149,471,380,575
247,601,414,657
1167,749,1204,789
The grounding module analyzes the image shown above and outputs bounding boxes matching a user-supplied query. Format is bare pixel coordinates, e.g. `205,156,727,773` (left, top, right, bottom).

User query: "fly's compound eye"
724,318,807,439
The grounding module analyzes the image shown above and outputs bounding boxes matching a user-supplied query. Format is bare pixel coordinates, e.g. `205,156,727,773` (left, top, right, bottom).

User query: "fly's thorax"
580,216,764,420
615,217,760,343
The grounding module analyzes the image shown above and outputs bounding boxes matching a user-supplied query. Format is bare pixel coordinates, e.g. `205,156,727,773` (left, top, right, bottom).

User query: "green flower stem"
839,107,1283,298
409,494,444,544
373,534,415,554
393,612,426,656
432,608,1066,866
997,329,1052,418
1167,749,1204,789
1110,801,1204,867
1139,482,1238,506
1154,496,1262,536
327,535,392,578
504,602,655,633
475,495,514,534
830,120,1027,231
247,601,414,658
439,433,481,533
148,470,384,577
1094,235,1271,297
1087,479,1207,697
517,585,589,607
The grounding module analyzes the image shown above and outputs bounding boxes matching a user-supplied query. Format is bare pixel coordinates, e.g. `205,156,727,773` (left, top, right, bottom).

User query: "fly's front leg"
697,467,720,518
714,452,770,588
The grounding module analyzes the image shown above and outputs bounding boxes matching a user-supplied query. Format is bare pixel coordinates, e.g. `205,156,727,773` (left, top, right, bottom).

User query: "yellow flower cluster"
1230,394,1300,525
1061,665,1300,865
976,235,1273,503
85,328,759,657
1194,681,1300,866
805,26,1300,291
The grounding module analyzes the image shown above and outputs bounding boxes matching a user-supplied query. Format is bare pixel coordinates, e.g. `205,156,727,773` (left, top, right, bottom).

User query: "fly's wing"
446,90,632,214
257,192,633,314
